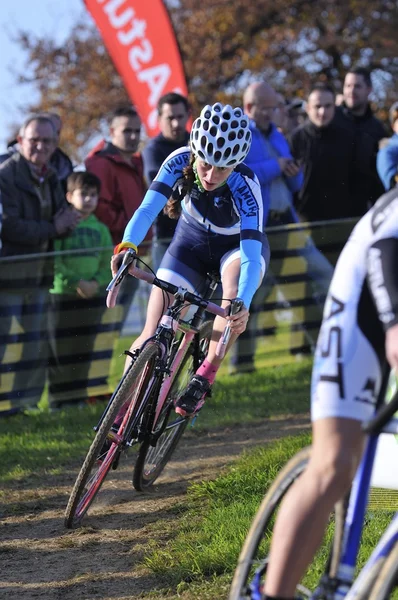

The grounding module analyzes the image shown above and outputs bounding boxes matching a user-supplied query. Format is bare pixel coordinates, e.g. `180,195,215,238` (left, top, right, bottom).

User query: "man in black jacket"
334,67,386,213
142,92,191,270
289,82,358,221
0,114,79,414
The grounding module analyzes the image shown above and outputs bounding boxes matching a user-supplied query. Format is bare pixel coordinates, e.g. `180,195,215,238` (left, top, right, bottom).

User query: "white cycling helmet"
190,102,251,168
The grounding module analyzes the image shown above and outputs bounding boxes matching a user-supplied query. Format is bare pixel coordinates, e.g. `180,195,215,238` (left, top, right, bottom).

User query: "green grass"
2,354,396,599
0,404,105,483
143,434,396,597
0,357,312,483
144,435,312,581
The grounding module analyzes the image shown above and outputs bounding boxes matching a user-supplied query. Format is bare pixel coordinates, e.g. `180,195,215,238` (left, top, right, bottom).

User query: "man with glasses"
0,114,80,415
230,81,333,374
230,81,303,374
242,81,302,229
0,112,74,193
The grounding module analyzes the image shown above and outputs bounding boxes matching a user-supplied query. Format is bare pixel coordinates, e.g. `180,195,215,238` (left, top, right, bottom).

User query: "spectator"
48,171,113,409
334,66,387,212
0,114,80,413
142,91,191,271
241,81,302,228
85,105,147,324
289,82,358,221
0,112,74,192
230,81,333,373
377,101,398,191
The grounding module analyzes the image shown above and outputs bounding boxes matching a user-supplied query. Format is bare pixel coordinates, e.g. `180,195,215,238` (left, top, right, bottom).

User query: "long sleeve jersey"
122,147,266,307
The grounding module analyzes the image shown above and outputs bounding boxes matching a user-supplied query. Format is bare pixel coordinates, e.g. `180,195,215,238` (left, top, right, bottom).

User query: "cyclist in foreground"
112,103,270,418
262,186,398,600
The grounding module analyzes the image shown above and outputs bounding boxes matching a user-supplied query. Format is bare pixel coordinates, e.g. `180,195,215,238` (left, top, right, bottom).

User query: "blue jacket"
377,134,398,191
244,121,303,225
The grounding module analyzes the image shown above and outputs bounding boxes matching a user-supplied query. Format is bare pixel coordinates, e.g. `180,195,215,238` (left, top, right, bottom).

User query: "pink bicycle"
65,249,241,528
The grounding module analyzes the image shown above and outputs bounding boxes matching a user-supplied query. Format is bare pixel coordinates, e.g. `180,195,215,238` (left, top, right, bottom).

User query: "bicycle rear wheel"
64,343,160,528
133,320,213,491
229,446,346,600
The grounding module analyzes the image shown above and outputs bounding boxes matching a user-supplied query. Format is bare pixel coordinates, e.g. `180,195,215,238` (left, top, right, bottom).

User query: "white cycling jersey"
311,188,398,422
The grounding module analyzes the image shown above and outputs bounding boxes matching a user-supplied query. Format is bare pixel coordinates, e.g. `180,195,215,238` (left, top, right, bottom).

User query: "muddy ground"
0,415,310,600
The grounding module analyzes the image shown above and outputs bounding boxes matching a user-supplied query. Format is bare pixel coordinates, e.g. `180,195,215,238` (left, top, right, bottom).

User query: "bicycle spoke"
133,321,212,491
64,343,160,528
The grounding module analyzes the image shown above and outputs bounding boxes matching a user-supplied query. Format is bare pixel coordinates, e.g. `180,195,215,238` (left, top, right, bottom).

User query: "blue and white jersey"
124,147,263,238
123,147,266,307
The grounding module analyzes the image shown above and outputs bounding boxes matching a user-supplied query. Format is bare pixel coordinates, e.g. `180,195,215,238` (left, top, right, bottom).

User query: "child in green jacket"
48,171,113,409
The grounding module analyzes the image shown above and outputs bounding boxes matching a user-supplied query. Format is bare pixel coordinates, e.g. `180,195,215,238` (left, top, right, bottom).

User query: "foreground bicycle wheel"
133,321,213,491
367,541,398,600
64,343,160,528
229,446,346,600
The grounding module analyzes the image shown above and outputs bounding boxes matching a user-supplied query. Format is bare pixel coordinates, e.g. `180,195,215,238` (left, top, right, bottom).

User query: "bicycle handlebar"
362,390,398,435
106,250,227,319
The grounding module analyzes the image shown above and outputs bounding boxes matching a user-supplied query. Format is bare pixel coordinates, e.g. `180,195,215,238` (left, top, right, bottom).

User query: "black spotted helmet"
190,102,251,167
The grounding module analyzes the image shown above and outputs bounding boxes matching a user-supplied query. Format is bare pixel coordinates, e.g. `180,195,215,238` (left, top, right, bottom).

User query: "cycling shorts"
156,214,270,300
311,306,383,423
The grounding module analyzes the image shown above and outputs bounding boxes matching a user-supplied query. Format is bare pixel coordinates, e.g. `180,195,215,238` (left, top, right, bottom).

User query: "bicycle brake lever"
216,298,244,358
106,250,136,308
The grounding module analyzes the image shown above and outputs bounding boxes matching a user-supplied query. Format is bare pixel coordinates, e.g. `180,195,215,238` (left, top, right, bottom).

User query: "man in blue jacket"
242,81,302,228
230,82,332,373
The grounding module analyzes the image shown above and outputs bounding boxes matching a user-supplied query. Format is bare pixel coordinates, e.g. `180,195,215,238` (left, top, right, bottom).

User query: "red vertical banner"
84,0,189,136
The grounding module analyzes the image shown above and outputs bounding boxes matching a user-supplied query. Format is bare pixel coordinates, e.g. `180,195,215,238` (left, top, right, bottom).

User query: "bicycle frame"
99,254,227,438
313,376,398,600
332,415,398,600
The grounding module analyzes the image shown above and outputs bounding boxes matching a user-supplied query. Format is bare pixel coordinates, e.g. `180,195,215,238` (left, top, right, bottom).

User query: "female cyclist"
112,102,270,417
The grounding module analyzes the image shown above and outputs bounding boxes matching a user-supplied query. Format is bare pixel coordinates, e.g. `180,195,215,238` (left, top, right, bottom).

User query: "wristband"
114,241,138,255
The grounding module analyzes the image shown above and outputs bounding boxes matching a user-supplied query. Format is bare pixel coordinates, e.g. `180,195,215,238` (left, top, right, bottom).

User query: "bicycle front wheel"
367,541,398,600
133,320,213,491
229,446,346,600
64,343,160,528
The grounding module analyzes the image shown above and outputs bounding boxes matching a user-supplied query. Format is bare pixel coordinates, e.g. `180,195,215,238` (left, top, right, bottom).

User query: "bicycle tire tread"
229,446,312,600
64,343,159,528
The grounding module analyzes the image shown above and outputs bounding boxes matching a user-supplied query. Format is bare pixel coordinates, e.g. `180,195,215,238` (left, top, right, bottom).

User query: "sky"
0,0,91,153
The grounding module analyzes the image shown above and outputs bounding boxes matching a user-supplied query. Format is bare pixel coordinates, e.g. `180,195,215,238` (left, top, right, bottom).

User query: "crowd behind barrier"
0,220,358,415
1,71,397,416
0,240,151,415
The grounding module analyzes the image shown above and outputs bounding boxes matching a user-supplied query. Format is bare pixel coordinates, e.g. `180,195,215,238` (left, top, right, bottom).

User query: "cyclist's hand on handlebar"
110,246,137,277
226,302,250,335
110,251,126,277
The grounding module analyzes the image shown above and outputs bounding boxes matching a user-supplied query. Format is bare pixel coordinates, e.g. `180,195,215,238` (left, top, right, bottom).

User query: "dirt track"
0,415,310,600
